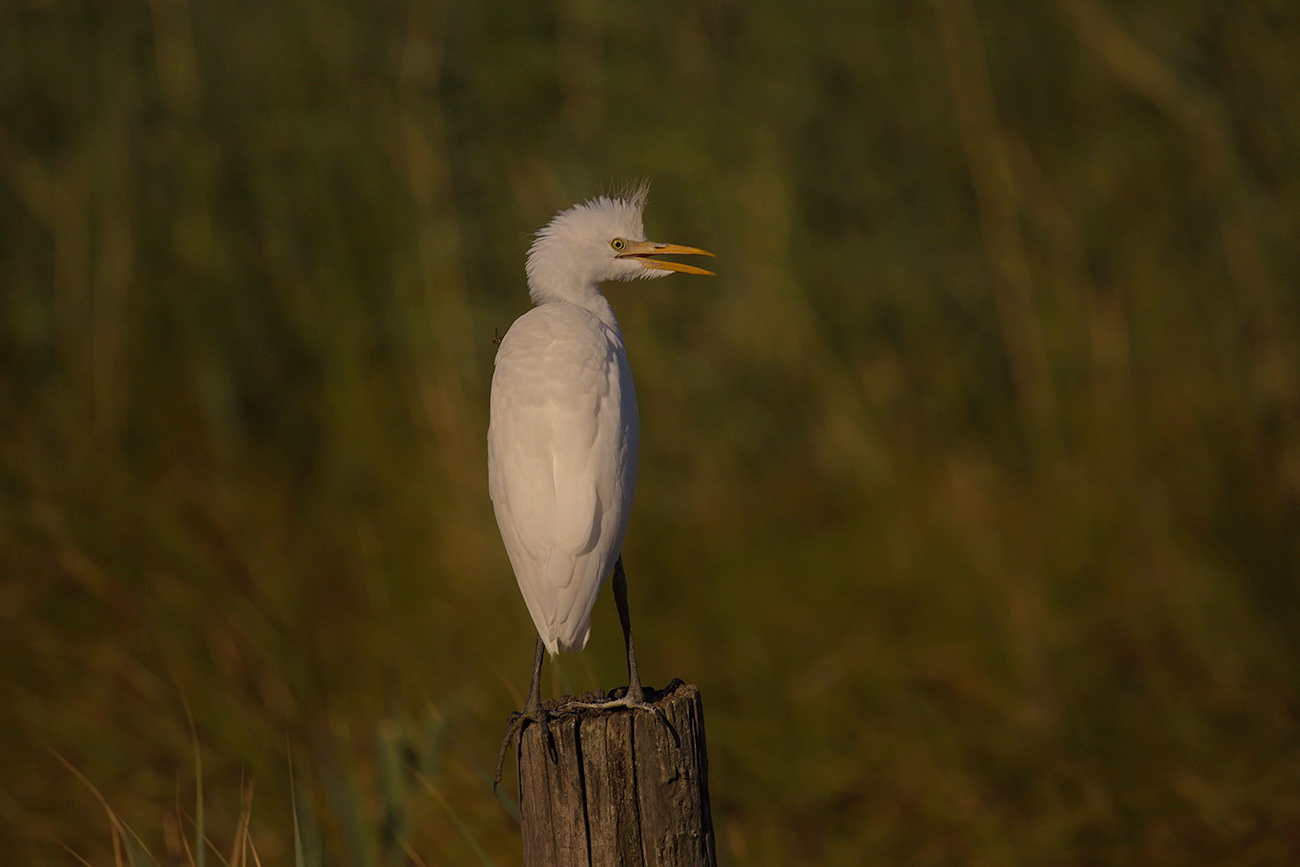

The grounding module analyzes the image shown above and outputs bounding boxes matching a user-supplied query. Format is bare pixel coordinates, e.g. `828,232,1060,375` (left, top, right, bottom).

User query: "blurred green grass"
3,0,1299,863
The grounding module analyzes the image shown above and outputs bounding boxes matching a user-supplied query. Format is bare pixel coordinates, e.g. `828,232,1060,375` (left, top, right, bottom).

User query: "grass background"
3,0,1300,863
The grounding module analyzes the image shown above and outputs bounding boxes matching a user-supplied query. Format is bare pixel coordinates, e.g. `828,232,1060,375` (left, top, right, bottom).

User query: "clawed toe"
559,688,681,748
493,706,559,794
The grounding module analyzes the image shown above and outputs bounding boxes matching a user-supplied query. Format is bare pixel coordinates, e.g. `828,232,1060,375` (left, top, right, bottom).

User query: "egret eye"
610,238,627,251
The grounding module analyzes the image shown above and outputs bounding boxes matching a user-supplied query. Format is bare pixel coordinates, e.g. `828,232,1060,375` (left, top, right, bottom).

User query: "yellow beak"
617,240,716,276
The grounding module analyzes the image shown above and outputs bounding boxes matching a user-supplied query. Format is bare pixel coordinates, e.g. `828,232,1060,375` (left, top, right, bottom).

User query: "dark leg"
493,634,556,792
612,556,646,704
561,556,672,734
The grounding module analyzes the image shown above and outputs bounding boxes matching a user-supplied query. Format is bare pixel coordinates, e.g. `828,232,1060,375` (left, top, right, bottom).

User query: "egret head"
525,186,715,305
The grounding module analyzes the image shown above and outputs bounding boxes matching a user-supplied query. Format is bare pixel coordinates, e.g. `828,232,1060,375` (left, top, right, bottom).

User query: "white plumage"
488,188,714,656
489,301,638,654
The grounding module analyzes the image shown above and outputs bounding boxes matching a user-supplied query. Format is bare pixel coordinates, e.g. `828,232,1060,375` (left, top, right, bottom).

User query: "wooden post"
516,680,716,866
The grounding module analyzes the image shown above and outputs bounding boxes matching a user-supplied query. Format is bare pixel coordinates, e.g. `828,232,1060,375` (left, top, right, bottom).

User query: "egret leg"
493,634,557,793
561,558,676,741
613,555,646,703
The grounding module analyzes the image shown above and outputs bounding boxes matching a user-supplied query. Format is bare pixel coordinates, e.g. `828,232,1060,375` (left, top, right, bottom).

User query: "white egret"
489,186,714,785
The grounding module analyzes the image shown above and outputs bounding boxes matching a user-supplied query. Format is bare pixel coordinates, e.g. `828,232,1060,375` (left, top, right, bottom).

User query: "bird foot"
493,704,560,794
559,680,682,748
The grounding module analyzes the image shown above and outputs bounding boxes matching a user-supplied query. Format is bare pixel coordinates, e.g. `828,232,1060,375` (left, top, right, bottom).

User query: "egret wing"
488,304,638,653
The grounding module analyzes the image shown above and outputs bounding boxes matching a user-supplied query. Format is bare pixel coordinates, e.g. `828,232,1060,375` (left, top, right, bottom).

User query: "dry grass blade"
46,747,155,866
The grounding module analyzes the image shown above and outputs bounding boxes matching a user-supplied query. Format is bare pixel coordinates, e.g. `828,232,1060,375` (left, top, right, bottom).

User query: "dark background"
3,0,1299,863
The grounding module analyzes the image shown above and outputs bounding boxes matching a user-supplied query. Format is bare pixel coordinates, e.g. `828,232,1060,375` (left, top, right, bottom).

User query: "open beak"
617,240,716,276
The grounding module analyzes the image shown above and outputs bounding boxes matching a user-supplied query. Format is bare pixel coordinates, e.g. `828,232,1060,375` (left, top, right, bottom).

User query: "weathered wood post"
515,680,716,866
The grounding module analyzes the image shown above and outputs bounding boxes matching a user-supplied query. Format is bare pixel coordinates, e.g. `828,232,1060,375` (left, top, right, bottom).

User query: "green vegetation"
3,0,1299,863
